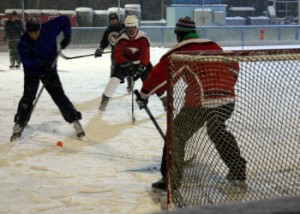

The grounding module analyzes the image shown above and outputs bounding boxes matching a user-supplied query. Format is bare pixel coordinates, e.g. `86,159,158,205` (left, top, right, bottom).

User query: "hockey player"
4,10,24,68
94,13,133,92
11,15,85,141
135,17,247,191
99,15,153,111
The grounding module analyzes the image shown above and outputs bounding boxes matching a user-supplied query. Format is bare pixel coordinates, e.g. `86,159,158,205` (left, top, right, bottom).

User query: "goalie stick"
59,51,111,60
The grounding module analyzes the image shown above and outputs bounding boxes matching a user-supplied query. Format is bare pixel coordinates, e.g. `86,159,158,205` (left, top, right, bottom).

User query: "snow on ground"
0,47,169,214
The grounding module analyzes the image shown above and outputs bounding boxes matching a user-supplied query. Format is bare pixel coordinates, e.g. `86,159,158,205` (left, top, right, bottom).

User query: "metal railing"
1,24,300,50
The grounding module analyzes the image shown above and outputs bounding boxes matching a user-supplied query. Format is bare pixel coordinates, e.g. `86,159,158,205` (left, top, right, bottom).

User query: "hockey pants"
15,72,81,126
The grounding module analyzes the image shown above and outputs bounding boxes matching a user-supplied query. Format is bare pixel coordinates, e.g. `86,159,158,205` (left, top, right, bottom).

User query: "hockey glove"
132,65,145,81
95,48,104,58
121,61,133,69
135,90,148,110
60,35,71,50
125,65,144,81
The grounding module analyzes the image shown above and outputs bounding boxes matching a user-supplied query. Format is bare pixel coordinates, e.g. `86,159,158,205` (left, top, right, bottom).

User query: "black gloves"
60,35,71,50
122,62,145,81
133,66,145,81
95,48,104,58
121,61,133,69
134,90,148,110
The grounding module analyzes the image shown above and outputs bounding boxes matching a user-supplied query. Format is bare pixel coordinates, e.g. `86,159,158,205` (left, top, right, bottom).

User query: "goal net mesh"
166,49,300,208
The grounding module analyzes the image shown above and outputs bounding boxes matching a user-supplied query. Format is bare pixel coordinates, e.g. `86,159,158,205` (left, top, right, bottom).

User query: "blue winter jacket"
18,15,71,77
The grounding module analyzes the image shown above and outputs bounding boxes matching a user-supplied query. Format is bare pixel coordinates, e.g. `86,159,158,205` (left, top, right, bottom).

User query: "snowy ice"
0,47,168,214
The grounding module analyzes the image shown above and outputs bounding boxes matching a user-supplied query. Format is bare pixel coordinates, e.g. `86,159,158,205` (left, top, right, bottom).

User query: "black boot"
10,123,25,142
226,158,247,181
73,120,85,138
99,94,110,111
152,177,167,191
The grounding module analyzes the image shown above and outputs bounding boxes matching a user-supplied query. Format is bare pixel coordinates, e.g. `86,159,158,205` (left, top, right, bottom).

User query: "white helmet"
125,15,138,28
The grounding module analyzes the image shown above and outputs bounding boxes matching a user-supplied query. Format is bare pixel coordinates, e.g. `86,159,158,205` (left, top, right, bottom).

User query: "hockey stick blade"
60,51,111,60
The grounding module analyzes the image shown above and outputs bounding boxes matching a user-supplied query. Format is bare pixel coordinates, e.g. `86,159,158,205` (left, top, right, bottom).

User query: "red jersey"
114,30,150,67
141,38,239,108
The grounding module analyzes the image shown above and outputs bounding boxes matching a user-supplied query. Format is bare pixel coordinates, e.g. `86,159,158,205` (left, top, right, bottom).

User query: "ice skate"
226,164,247,189
152,177,167,192
226,158,246,182
73,120,85,139
99,94,110,111
226,170,246,182
10,123,24,142
150,177,168,209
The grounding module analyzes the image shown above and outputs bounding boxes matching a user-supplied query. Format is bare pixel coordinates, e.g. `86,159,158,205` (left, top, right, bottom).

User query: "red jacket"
114,30,150,67
141,38,239,108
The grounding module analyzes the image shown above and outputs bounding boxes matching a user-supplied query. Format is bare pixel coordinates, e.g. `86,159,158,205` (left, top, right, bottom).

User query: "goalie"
136,16,247,191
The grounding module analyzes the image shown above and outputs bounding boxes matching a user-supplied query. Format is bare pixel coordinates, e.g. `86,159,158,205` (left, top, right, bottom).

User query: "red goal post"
165,48,300,208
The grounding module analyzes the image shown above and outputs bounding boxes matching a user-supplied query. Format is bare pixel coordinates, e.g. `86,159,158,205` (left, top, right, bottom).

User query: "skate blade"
228,180,248,190
10,134,21,142
150,188,168,209
152,187,167,194
76,133,86,141
78,136,86,141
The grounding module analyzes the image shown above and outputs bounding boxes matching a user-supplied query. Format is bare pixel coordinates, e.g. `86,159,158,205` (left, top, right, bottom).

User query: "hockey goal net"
166,49,300,208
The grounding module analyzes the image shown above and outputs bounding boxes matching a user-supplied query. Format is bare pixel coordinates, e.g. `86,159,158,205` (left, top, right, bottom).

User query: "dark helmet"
108,13,118,20
11,11,17,16
25,15,41,32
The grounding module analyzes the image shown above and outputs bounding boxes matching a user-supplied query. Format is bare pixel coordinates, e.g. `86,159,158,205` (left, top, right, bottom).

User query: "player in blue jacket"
11,15,85,141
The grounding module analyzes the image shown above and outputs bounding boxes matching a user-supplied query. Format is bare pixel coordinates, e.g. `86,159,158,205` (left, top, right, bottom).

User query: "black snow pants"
14,71,81,126
160,103,246,186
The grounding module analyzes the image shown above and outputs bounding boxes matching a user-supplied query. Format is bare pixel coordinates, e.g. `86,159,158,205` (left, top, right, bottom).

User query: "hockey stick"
134,90,197,166
134,90,165,140
59,51,111,60
131,77,136,124
27,83,45,123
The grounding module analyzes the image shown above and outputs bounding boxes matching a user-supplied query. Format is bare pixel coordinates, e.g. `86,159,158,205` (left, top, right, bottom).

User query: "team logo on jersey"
108,31,119,46
127,47,139,54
